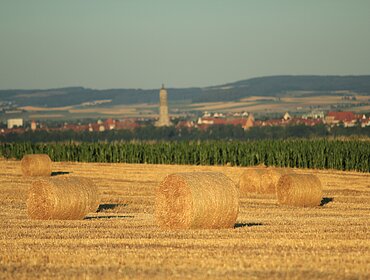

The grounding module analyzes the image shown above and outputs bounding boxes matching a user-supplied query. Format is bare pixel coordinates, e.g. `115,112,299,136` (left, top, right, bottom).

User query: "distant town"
2,110,370,135
1,83,370,136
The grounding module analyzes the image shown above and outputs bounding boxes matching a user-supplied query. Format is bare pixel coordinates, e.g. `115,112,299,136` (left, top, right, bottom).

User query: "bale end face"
156,172,239,230
276,174,323,207
155,175,193,229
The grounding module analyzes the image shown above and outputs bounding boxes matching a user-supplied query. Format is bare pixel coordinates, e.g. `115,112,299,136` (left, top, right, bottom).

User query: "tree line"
1,124,370,143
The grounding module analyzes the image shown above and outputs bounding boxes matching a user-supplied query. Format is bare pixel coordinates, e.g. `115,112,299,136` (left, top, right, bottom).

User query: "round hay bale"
239,167,292,195
259,168,292,194
27,177,100,220
155,172,239,230
238,168,266,195
21,154,52,177
276,174,323,207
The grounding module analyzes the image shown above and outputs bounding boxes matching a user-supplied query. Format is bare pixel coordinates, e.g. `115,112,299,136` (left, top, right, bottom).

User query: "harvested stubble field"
0,160,369,279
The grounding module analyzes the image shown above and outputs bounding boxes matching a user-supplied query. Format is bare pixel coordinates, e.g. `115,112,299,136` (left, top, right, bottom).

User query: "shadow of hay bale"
51,171,71,176
96,203,128,212
84,215,134,220
320,197,334,206
234,222,264,228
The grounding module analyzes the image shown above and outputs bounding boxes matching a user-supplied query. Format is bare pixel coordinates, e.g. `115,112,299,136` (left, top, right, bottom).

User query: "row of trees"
1,124,370,142
1,140,369,172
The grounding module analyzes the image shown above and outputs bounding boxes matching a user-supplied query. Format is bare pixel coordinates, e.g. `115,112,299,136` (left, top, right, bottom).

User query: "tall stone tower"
155,84,172,127
243,113,254,131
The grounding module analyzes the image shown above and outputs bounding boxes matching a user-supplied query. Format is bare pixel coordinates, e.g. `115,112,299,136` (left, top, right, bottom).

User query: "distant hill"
200,75,370,102
1,75,369,108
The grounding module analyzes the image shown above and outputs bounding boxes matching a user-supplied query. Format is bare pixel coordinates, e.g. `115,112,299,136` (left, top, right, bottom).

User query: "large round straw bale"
27,177,100,220
239,167,292,195
276,174,323,207
155,172,239,230
21,154,52,177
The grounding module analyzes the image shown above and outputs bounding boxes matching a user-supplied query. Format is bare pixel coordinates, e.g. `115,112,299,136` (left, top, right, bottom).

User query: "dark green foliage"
1,140,369,172
1,124,370,143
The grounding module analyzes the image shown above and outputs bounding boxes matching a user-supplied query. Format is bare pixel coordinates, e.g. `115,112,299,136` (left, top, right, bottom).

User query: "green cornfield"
0,140,369,172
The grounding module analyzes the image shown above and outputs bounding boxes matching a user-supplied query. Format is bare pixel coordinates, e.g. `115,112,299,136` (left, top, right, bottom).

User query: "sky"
0,0,370,89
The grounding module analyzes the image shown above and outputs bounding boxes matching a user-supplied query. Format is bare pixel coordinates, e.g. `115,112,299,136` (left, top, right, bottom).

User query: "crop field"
14,93,370,120
0,160,369,279
2,140,369,172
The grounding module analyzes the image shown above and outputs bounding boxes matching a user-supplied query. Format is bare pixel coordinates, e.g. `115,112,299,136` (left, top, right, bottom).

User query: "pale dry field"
19,94,370,119
183,95,370,113
28,114,66,119
0,160,369,279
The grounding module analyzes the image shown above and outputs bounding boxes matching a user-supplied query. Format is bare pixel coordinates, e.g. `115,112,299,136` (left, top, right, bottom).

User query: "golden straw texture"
276,174,323,207
27,177,100,220
155,172,239,230
21,154,52,177
239,167,292,195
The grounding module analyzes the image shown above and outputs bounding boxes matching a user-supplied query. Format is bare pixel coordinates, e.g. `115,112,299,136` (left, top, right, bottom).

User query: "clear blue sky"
0,0,369,89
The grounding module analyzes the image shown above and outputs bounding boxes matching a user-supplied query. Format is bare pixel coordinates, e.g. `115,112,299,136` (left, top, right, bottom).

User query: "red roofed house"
176,120,195,130
115,119,140,130
63,123,89,132
325,112,358,127
88,123,103,132
197,117,247,130
290,118,323,126
104,118,116,130
359,114,370,127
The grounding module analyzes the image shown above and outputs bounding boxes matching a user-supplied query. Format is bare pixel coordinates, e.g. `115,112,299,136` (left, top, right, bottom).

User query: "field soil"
0,160,369,279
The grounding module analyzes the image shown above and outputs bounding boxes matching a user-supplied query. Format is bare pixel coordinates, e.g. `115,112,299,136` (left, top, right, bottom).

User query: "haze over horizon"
1,0,370,90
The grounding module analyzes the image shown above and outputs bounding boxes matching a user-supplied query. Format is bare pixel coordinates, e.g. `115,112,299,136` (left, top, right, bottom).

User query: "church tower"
243,113,255,130
155,84,172,127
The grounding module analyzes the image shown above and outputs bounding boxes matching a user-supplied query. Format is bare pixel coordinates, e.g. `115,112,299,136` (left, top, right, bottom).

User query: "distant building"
325,112,358,127
283,112,292,121
176,120,195,130
197,117,247,129
115,119,140,130
7,118,23,129
202,111,211,118
213,112,224,118
31,120,37,131
88,124,94,132
360,115,370,127
105,118,116,130
290,118,323,126
155,84,172,127
302,110,325,119
63,123,89,132
243,113,255,130
197,117,214,125
242,112,249,117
